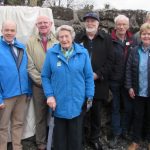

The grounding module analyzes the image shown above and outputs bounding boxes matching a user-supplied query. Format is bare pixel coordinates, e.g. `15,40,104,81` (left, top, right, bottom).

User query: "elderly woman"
41,25,94,150
125,23,150,150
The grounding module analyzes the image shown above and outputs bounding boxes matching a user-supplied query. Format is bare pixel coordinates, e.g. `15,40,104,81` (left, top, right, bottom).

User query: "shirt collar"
2,37,15,45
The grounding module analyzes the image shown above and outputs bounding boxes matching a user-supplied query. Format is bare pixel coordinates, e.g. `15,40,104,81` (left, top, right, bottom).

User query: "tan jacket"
26,33,57,86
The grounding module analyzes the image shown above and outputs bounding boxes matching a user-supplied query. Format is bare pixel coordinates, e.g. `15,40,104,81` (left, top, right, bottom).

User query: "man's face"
84,18,99,33
115,19,129,36
36,16,52,36
1,22,16,43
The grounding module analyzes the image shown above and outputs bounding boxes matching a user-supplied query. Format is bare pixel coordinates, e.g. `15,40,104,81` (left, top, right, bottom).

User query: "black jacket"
110,30,135,83
125,45,150,96
75,30,114,100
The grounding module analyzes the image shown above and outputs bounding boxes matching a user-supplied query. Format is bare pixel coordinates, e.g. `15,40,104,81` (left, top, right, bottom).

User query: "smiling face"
140,29,150,47
84,18,99,33
36,16,52,36
58,30,73,49
1,21,17,43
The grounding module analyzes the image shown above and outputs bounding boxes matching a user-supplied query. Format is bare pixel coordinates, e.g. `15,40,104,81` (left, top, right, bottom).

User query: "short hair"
36,15,51,25
56,25,75,40
140,22,150,35
114,14,129,24
2,20,17,31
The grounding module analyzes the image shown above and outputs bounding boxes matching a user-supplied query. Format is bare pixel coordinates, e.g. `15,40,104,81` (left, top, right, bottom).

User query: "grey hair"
56,25,75,40
114,14,129,24
2,20,17,31
145,12,150,21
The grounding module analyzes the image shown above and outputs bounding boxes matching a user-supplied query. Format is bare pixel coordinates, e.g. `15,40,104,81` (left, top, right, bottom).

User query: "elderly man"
75,12,113,150
0,20,30,150
109,14,135,148
26,15,57,150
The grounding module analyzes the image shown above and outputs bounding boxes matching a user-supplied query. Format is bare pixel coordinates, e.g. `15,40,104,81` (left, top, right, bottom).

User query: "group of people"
0,11,150,150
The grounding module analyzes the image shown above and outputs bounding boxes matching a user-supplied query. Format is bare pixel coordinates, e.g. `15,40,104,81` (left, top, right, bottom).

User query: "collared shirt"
2,37,18,56
138,46,150,97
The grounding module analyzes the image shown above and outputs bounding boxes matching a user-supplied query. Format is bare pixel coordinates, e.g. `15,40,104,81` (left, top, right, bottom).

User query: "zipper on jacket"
9,47,23,94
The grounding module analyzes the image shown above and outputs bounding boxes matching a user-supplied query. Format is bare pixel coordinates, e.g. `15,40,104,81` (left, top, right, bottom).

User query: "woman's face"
141,29,150,47
58,30,73,49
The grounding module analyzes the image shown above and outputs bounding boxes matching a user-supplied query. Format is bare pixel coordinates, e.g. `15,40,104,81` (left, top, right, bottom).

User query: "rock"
50,7,148,33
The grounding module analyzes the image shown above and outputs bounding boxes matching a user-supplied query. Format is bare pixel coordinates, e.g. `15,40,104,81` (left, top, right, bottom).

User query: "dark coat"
75,30,114,100
110,30,135,83
125,45,150,96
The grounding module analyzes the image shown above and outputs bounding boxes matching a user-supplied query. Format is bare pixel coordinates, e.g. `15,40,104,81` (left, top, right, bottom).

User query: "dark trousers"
132,96,150,143
110,81,133,135
109,81,122,136
32,85,48,149
90,99,102,141
53,114,84,150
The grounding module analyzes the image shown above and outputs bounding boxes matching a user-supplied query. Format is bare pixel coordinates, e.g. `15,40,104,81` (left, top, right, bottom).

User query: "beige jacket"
26,33,57,86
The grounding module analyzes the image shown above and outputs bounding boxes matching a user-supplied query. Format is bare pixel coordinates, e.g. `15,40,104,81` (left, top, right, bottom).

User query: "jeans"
109,81,122,136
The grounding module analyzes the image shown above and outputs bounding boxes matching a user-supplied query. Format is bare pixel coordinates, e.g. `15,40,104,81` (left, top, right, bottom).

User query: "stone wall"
52,7,148,33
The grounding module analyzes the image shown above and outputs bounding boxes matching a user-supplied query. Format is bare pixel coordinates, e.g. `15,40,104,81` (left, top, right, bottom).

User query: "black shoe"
90,141,103,150
122,132,131,141
109,135,120,148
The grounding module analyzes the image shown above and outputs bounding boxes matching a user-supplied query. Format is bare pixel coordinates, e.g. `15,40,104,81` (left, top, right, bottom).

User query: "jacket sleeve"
125,50,134,90
84,50,95,99
26,40,42,86
41,52,54,98
96,35,114,80
0,83,3,104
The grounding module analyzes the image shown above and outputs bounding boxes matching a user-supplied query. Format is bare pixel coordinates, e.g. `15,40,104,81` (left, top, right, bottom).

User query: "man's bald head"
1,20,17,43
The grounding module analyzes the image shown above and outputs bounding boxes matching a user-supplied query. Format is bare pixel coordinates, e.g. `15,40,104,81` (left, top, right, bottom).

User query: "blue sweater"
41,43,94,119
0,36,30,104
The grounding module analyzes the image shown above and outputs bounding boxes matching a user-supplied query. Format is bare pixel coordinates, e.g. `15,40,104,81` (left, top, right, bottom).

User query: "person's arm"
95,35,114,81
41,51,56,110
84,50,95,100
26,40,42,86
0,84,5,109
125,49,135,99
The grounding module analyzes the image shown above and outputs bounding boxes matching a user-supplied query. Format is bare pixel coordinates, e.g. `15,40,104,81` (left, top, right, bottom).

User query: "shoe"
90,141,103,150
109,135,120,148
122,132,131,141
127,142,139,150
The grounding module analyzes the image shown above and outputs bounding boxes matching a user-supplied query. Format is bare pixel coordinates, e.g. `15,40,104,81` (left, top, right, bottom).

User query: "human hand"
93,72,99,80
129,88,135,99
0,103,5,109
86,100,92,112
47,96,56,111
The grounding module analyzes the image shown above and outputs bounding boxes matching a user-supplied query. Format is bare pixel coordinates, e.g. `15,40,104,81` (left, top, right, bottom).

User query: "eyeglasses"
37,21,49,25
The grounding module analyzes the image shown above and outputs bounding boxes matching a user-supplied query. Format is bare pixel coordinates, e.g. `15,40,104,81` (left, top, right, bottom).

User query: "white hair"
114,14,129,24
56,25,75,40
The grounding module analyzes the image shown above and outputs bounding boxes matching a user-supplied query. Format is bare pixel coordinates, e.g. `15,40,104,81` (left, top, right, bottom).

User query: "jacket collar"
0,36,24,50
37,32,55,41
111,30,133,41
51,42,84,55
